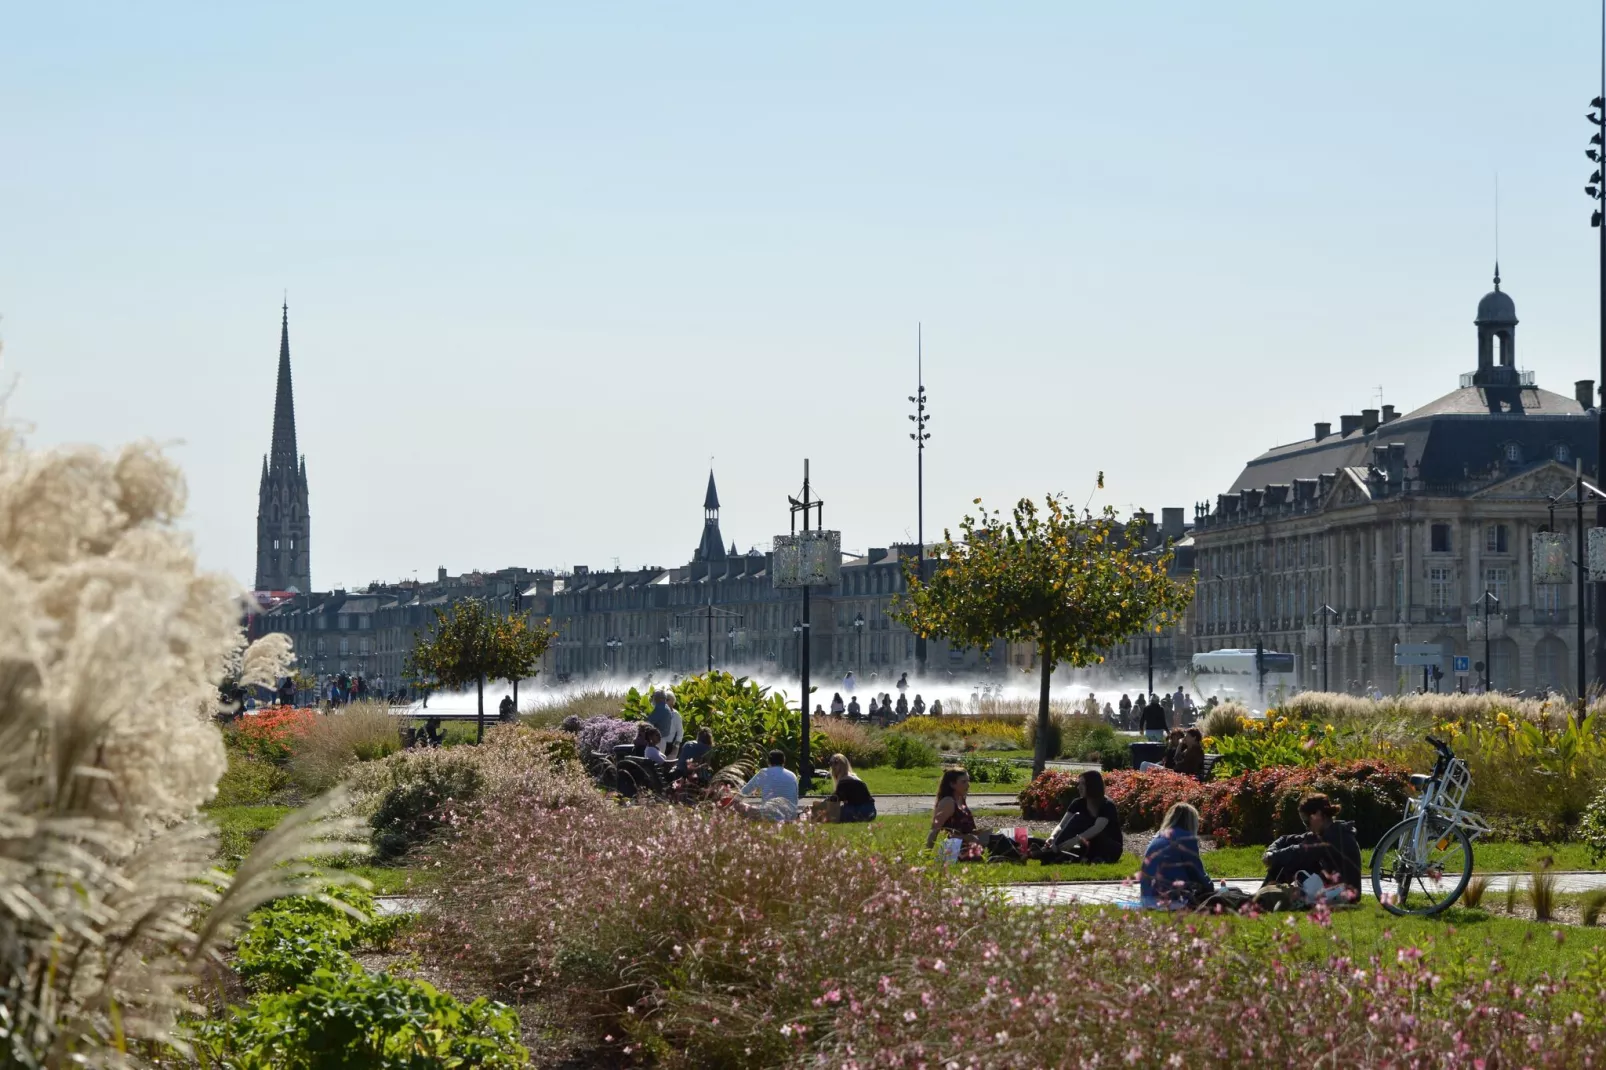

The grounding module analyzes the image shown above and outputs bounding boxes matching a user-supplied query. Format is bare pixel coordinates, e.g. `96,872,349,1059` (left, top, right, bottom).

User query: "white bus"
1190,648,1298,710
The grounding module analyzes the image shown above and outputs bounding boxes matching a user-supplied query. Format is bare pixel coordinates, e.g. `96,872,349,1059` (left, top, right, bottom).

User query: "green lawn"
809,765,1026,797
203,802,416,894
815,814,1606,886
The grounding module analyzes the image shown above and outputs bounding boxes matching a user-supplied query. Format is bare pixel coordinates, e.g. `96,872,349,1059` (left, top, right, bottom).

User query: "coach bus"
1190,648,1297,710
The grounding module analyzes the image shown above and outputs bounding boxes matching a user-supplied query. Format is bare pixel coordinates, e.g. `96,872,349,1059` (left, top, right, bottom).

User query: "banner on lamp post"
1532,531,1569,585
1588,528,1606,583
772,531,843,589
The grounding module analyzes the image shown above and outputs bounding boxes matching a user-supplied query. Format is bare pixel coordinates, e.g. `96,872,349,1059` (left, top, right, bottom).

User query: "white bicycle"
1370,736,1491,916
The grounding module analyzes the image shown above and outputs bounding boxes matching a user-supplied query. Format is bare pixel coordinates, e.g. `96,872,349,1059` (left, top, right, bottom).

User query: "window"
1484,567,1509,606
1505,443,1522,463
1485,524,1508,554
1557,444,1572,463
272,539,280,550
289,539,296,550
1300,536,1310,566
338,615,349,630
1537,582,1561,616
1394,525,1404,554
1429,567,1453,610
1430,524,1452,553
359,615,371,629
1394,567,1405,614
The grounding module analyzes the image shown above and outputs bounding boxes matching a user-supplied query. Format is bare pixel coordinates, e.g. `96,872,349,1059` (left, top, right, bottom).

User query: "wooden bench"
1200,753,1224,782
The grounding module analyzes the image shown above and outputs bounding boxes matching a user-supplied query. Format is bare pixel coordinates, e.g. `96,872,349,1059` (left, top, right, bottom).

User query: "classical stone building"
1191,270,1598,695
547,472,1006,685
254,567,554,695
254,303,311,593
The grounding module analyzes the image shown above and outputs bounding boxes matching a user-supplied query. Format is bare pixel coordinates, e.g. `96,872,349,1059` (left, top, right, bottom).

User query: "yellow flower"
1324,724,1335,734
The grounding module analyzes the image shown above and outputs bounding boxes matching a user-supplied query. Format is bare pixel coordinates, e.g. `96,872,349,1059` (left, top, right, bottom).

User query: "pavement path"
1001,871,1606,907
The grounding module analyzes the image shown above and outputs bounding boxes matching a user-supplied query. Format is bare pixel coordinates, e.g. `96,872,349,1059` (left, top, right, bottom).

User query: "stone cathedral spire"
254,302,311,592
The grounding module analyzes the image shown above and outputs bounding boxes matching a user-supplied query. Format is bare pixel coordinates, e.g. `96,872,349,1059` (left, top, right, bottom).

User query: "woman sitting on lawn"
926,768,979,850
811,753,877,823
1262,793,1362,899
1140,802,1214,908
1033,770,1123,864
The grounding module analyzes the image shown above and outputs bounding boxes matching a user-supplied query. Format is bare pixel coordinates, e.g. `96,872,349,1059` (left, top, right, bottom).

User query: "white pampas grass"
0,425,362,1065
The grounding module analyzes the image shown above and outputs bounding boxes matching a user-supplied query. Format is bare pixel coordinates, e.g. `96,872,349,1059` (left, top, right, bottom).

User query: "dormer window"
1504,443,1523,463
1556,444,1572,463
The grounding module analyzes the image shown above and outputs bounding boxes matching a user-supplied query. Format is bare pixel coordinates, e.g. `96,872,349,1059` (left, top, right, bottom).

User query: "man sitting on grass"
1262,793,1362,900
723,749,798,822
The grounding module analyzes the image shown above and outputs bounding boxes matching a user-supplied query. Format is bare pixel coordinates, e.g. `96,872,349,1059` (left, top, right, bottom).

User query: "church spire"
269,301,298,471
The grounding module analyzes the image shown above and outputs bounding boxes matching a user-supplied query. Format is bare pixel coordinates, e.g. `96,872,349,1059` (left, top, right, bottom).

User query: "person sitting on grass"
830,692,846,716
1032,770,1123,864
723,749,799,822
1262,793,1362,900
1172,727,1206,779
1140,802,1214,908
926,768,981,853
811,753,877,823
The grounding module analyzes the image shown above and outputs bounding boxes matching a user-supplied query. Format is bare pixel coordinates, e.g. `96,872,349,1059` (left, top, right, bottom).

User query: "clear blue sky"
2,3,1602,589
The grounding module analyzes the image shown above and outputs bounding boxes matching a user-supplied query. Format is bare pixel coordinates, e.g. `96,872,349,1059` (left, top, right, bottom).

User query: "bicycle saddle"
1408,773,1432,792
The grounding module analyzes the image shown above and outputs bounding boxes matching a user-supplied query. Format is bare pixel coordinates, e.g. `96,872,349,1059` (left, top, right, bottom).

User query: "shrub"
1583,887,1606,926
1200,701,1249,739
883,731,939,769
892,715,1028,747
522,688,627,727
367,753,485,861
960,754,1020,785
232,886,403,993
1061,718,1130,769
230,705,319,765
1581,782,1606,863
573,715,641,757
1463,874,1489,909
289,702,402,794
191,969,529,1069
212,750,293,807
1531,859,1557,922
621,672,813,769
1018,759,1413,846
1024,713,1064,758
813,719,888,768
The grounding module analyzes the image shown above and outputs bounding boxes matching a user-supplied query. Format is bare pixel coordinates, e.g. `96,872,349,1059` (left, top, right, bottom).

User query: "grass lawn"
809,765,1026,797
814,814,1606,886
203,802,416,894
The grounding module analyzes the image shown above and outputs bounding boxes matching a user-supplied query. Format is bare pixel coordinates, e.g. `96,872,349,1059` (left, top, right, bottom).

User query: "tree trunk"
1033,645,1053,778
476,672,485,744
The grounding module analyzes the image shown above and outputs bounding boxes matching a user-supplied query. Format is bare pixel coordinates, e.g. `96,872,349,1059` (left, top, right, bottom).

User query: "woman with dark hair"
1034,770,1123,864
926,768,978,850
1262,793,1362,898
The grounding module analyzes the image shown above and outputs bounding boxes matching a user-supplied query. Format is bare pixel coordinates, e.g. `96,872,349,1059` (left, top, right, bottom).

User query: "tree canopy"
894,494,1194,774
407,598,555,740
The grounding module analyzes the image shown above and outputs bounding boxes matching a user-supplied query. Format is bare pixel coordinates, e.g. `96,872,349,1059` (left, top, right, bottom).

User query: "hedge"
1017,759,1414,847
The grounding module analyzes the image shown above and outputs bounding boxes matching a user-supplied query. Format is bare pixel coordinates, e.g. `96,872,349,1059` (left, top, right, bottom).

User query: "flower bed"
1019,759,1413,846
229,705,318,764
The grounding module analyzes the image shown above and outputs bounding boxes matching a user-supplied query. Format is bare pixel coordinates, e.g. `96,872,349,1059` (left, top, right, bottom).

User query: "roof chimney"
1161,507,1184,540
1361,408,1380,433
1381,404,1397,422
1314,422,1331,442
1578,379,1596,410
1339,414,1362,435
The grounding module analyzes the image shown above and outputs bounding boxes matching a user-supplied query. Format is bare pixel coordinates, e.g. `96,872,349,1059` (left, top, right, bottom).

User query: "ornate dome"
1475,264,1517,325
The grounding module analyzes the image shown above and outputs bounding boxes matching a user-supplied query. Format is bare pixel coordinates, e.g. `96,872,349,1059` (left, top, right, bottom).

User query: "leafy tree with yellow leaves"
895,495,1194,775
407,598,555,742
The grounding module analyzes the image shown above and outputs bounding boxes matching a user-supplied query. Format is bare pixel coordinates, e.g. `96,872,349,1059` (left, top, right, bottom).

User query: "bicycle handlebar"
1425,735,1453,755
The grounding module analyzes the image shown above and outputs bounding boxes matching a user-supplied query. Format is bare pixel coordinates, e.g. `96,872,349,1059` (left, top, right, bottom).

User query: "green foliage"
1024,713,1063,760
814,719,889,768
371,760,485,862
883,731,939,769
206,805,293,868
959,755,1020,785
1062,719,1131,769
621,671,821,769
212,750,293,807
893,494,1194,774
192,969,528,1069
1581,782,1606,864
406,597,554,693
233,887,403,993
1209,714,1336,778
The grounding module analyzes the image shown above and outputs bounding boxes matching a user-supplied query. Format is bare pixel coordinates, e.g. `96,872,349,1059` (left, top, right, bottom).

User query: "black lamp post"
605,636,622,675
1589,45,1606,689
1478,592,1500,693
1318,604,1339,692
511,580,522,710
658,632,668,668
908,327,931,678
853,611,865,672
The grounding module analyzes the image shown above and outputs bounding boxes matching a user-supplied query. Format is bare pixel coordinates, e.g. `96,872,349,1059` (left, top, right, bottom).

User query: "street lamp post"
1588,43,1606,690
658,632,667,668
605,636,622,675
853,611,865,673
908,326,931,678
1318,604,1339,692
1478,592,1500,693
511,581,522,711
1145,630,1154,698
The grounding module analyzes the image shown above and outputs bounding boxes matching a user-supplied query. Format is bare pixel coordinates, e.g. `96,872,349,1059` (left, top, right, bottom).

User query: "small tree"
895,495,1194,776
407,598,555,742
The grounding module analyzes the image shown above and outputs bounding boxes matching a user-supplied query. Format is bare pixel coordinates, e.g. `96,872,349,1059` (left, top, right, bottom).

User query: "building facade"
1190,270,1598,696
547,472,1007,686
255,303,311,593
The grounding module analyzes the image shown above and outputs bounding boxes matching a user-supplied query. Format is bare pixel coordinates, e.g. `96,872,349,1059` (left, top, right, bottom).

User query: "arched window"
1504,443,1522,463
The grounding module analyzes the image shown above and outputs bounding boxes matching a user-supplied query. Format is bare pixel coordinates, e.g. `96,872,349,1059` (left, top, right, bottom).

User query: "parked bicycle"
1371,735,1491,916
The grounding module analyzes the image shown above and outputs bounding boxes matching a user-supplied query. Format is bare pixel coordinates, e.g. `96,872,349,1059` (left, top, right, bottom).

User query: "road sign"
1453,655,1470,676
1394,642,1445,667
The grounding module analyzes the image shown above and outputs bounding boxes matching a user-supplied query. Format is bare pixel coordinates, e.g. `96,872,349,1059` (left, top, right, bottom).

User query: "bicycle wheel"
1371,816,1473,916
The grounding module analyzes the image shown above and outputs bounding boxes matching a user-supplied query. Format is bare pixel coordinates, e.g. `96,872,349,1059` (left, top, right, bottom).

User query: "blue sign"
1453,656,1471,675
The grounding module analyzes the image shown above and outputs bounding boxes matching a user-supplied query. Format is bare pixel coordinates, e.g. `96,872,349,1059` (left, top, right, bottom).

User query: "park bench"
1199,753,1223,782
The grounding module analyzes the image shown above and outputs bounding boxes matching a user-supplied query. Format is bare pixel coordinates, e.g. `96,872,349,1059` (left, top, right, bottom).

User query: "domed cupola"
1473,264,1519,386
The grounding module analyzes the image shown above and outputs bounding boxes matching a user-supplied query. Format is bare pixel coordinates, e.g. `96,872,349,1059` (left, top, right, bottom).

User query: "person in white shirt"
727,749,799,822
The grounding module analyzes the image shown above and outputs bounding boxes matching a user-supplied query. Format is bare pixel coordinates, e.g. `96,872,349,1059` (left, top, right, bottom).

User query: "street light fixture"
853,611,865,672
1318,604,1339,693
658,632,668,668
1478,592,1500,694
605,635,622,675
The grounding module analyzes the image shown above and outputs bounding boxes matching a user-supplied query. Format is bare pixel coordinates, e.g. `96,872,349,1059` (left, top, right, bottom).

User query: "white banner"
1532,531,1569,585
772,531,843,588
